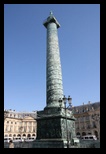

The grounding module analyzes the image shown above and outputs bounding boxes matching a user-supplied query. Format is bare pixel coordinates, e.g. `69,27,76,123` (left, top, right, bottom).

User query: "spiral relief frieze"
46,22,63,107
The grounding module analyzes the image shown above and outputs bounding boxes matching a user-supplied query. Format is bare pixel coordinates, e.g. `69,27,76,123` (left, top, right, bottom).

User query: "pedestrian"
9,139,14,148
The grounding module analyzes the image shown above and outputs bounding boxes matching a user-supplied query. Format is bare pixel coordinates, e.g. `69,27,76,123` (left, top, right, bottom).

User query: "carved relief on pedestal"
37,119,62,139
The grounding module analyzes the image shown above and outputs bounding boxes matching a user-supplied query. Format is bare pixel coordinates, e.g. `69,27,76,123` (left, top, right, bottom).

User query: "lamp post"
59,95,72,148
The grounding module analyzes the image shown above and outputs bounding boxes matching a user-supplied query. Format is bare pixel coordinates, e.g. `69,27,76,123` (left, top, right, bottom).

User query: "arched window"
17,134,21,137
13,134,16,137
82,132,86,136
32,134,36,137
94,131,98,139
76,132,81,138
5,134,8,137
76,132,80,135
27,134,31,137
9,134,12,137
22,134,26,137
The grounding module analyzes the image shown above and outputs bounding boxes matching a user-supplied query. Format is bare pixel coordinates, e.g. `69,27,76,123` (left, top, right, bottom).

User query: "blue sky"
4,4,100,112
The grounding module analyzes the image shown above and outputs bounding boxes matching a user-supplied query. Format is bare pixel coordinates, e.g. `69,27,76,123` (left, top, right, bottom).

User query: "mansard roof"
72,102,100,114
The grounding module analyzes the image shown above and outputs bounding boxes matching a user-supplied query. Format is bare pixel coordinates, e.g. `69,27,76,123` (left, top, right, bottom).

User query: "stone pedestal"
33,107,76,148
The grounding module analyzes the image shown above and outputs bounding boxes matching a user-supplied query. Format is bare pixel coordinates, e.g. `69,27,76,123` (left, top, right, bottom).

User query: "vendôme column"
43,11,64,108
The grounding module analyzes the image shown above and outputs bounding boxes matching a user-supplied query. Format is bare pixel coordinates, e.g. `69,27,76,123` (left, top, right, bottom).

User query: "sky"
4,4,100,112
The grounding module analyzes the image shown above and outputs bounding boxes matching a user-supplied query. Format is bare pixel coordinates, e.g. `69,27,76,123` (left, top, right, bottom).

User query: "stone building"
4,110,37,139
4,101,100,140
72,101,100,139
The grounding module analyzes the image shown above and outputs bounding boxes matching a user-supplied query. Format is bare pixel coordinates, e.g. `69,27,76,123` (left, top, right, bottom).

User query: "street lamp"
59,95,72,148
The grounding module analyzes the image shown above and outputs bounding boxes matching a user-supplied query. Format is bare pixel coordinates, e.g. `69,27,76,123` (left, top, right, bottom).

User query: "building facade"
4,110,37,139
4,101,100,140
72,101,100,139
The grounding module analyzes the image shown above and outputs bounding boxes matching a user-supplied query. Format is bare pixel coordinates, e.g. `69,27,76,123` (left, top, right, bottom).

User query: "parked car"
13,137,24,142
4,137,12,143
24,137,36,142
81,135,97,140
71,137,80,145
